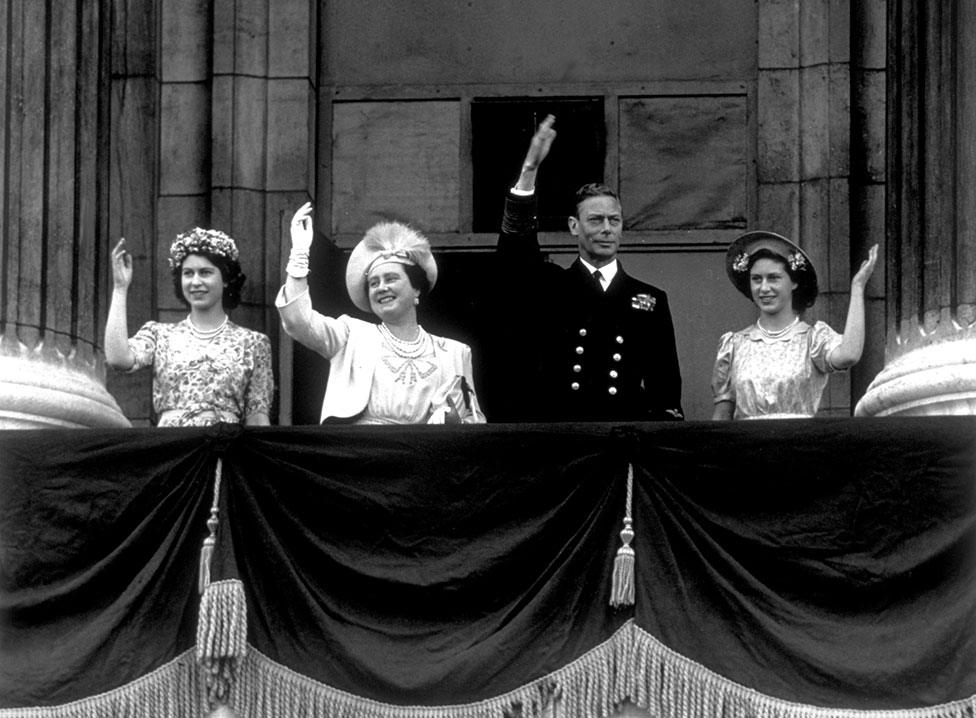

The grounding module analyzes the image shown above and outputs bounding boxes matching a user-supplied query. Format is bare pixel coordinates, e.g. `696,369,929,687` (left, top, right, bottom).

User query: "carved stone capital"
0,332,130,429
855,320,976,416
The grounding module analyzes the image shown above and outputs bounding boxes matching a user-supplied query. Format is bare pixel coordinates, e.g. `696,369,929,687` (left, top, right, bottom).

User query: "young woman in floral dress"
104,228,274,426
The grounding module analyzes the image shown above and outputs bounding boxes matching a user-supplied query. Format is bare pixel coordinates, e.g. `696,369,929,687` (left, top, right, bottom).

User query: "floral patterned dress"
711,320,842,419
128,319,274,426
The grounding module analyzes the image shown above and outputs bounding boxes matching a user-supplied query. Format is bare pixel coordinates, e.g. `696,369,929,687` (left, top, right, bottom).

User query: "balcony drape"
1,419,974,717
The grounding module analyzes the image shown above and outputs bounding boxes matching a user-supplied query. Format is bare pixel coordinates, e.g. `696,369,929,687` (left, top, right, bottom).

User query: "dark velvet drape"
1,419,974,710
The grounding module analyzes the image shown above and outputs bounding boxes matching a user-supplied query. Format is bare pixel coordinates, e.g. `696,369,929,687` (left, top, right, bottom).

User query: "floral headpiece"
168,228,239,269
787,251,807,272
732,250,808,274
731,252,750,273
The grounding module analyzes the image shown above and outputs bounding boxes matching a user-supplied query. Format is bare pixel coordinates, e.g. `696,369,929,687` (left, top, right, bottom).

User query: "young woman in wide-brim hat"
711,231,877,420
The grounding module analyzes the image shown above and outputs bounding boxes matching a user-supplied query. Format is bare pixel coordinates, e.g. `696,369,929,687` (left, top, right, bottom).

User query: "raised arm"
500,115,557,250
514,114,556,193
103,238,137,370
828,244,879,369
282,201,314,303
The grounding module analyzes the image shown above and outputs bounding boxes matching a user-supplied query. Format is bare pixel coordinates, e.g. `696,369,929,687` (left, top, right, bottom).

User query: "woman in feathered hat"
276,202,485,424
711,231,878,420
103,230,274,426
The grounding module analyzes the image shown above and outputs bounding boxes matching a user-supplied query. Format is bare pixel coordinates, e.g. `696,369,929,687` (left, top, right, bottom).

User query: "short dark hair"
746,248,818,310
172,251,246,310
573,183,620,217
403,262,431,301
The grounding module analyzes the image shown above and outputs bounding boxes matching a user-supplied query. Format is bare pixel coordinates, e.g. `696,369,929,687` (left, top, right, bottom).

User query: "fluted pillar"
0,0,128,428
856,0,976,416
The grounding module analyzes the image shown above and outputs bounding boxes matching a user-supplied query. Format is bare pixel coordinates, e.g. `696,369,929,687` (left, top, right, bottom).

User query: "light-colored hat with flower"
168,228,239,269
725,230,819,307
344,222,438,313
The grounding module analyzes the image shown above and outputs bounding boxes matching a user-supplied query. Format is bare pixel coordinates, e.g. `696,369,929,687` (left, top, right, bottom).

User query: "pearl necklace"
377,323,428,359
757,315,799,339
187,314,228,340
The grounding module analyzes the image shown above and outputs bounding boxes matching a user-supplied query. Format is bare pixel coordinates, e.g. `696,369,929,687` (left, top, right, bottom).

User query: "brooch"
631,293,656,312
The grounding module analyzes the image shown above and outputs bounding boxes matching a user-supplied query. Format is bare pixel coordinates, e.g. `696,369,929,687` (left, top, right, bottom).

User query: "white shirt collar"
579,258,618,290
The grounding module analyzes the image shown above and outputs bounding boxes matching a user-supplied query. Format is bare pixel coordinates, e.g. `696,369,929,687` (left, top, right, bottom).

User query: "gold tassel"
197,579,248,709
199,459,222,594
610,464,635,608
195,458,247,711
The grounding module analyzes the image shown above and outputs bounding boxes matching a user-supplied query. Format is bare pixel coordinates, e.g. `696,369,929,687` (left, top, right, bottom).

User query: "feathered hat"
345,222,438,313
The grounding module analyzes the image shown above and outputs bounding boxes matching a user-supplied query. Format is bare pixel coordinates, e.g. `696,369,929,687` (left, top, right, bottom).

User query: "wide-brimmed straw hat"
725,230,818,308
345,222,438,313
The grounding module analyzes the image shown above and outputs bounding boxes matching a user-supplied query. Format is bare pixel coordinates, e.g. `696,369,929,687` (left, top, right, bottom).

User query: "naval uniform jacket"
493,192,683,422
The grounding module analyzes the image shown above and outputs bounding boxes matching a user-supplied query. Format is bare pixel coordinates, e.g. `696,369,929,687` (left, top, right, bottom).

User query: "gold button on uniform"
573,364,582,373
609,370,618,379
608,387,618,396
579,328,587,337
571,382,580,390
612,353,621,362
615,336,624,344
576,346,584,355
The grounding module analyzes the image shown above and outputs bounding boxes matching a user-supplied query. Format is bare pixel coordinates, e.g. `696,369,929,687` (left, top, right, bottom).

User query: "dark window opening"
471,97,606,233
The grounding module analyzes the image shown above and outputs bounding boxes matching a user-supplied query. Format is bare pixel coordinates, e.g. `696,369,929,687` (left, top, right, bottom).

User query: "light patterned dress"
128,320,274,426
711,320,843,419
360,327,483,425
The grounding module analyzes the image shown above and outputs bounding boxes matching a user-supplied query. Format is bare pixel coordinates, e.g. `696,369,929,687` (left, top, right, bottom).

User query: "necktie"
592,269,604,290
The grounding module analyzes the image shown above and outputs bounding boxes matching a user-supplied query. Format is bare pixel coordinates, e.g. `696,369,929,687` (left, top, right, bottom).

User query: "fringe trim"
222,622,976,718
625,624,976,718
227,625,638,718
0,650,204,718
2,624,974,718
196,578,249,708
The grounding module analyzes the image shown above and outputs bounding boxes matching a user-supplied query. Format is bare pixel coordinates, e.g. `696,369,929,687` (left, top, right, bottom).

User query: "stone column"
207,0,316,423
0,0,128,429
855,0,976,416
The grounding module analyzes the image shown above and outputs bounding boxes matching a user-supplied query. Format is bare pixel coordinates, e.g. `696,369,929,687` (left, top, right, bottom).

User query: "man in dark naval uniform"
488,115,683,422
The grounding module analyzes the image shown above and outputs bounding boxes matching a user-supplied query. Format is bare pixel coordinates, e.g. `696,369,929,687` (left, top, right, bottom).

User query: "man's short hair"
573,183,620,217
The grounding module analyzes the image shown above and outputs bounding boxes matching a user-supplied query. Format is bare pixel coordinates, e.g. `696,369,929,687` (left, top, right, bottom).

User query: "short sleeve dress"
711,320,843,419
128,319,274,426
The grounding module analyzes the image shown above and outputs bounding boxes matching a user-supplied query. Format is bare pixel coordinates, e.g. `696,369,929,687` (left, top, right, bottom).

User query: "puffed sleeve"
711,331,736,404
809,321,844,373
127,321,159,372
245,332,274,419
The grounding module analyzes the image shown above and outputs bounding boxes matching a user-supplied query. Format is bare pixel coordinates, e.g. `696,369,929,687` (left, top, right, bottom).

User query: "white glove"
286,202,314,277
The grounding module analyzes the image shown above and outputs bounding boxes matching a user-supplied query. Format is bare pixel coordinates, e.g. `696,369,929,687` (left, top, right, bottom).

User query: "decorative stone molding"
855,313,976,416
0,331,130,429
